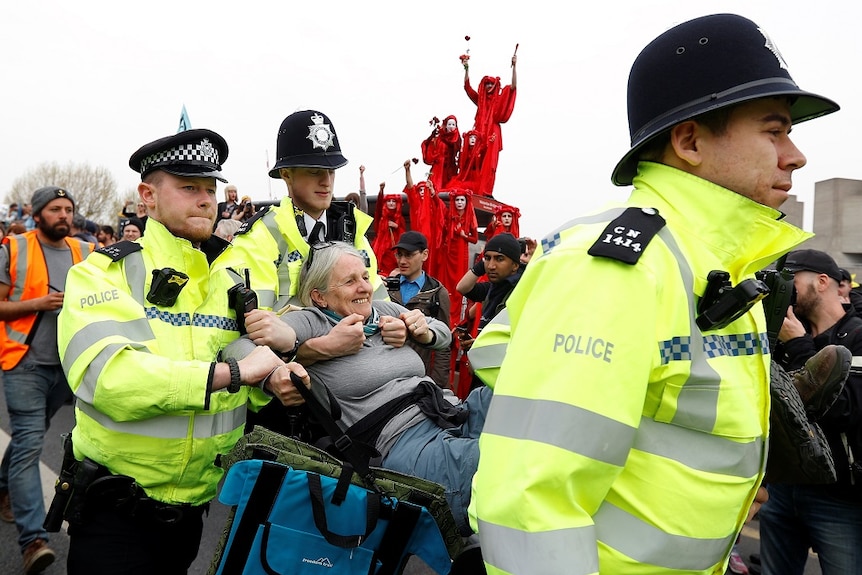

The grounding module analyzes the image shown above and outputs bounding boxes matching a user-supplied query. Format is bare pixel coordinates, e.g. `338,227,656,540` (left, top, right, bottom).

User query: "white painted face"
454,196,467,210
445,119,456,132
468,134,477,145
501,212,513,226
386,198,397,210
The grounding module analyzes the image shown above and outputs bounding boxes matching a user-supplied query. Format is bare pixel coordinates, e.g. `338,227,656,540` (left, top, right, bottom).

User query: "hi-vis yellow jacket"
222,196,386,310
468,163,813,575
58,220,270,506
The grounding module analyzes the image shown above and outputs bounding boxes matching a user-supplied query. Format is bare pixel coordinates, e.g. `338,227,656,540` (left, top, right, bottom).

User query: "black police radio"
696,270,770,332
228,269,258,335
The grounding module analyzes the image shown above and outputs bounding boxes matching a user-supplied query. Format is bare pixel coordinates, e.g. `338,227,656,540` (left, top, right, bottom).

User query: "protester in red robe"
371,182,405,276
440,189,478,328
463,54,517,197
447,130,483,196
484,204,520,240
403,159,444,272
421,115,461,192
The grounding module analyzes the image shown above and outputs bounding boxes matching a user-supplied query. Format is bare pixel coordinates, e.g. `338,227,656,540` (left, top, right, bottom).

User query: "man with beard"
762,248,862,574
0,186,94,573
55,129,292,574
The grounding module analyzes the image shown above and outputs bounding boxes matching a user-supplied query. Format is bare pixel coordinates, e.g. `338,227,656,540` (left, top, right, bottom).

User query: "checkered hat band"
140,141,220,174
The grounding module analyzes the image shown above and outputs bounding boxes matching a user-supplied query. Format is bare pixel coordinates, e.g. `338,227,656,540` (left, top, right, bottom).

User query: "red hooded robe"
464,75,517,197
371,193,406,276
421,115,461,192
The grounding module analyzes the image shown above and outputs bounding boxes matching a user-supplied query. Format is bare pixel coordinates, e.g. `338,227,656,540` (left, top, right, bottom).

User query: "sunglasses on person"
303,241,338,271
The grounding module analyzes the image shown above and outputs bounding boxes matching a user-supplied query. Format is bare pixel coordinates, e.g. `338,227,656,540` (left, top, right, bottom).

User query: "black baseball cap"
783,249,843,282
393,231,427,252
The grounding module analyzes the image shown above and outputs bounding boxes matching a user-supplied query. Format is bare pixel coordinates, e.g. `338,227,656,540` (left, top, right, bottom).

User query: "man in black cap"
0,185,94,573
456,232,522,337
387,230,451,388
467,14,841,575
55,128,301,574
762,249,862,574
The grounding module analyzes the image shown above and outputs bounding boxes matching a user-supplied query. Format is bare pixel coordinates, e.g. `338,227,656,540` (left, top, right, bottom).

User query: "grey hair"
297,242,365,307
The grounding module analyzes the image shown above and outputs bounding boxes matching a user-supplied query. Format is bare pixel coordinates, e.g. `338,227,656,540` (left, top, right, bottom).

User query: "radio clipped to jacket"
696,270,770,332
228,269,258,335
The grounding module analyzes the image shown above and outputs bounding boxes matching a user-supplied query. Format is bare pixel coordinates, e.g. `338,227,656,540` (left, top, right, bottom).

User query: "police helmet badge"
306,113,336,152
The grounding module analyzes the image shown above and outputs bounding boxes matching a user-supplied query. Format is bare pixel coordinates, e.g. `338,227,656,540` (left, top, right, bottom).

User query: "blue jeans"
759,482,862,575
0,361,71,550
383,385,493,536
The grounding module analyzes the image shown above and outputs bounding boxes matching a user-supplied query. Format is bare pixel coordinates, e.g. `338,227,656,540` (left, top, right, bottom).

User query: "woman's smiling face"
316,253,373,318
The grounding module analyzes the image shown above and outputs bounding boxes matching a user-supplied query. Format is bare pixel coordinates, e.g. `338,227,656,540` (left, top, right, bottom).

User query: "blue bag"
212,458,452,575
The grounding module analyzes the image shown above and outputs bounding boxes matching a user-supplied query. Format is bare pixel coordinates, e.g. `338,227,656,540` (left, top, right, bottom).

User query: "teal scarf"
319,307,381,336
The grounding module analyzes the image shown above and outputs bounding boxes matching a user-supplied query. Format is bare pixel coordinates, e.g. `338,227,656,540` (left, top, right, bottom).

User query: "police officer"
226,109,384,315
468,14,839,574
224,110,393,434
56,129,305,574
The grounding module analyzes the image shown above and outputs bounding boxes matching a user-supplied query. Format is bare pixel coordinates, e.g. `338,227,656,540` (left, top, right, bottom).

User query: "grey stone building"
795,178,862,279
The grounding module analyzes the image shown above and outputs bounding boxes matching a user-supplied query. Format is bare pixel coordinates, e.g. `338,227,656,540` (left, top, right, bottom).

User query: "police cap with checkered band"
129,128,229,183
612,13,839,186
268,110,348,178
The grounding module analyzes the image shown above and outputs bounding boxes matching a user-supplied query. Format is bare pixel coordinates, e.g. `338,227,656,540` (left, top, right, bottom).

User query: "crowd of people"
0,11,859,575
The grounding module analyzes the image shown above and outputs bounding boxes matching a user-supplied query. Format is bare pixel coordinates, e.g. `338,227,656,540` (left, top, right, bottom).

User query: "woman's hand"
379,315,408,347
400,309,433,344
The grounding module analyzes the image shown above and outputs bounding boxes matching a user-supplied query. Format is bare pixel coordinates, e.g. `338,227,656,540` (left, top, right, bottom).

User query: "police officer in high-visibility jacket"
56,129,308,574
224,110,385,324
468,14,839,575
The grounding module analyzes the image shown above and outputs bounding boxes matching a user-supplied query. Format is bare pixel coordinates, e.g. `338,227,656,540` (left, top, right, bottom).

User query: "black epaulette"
587,207,665,265
234,205,271,237
96,240,143,262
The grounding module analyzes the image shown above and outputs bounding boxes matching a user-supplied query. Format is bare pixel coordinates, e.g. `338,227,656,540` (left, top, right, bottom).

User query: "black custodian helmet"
611,13,839,186
268,110,348,178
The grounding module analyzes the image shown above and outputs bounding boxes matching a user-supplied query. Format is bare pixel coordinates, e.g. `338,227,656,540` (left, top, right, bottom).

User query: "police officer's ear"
667,120,704,168
279,168,293,184
137,181,155,208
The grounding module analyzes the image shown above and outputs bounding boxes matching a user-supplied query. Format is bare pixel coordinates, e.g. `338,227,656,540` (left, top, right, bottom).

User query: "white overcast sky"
2,0,859,238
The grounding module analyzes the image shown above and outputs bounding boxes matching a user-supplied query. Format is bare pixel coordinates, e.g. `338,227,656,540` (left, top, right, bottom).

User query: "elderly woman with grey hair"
224,241,492,535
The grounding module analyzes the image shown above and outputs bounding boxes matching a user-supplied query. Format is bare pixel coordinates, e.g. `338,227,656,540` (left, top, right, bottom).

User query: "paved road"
0,389,821,575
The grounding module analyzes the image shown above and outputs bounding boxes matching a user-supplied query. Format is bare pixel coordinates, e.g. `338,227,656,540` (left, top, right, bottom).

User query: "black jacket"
776,310,862,499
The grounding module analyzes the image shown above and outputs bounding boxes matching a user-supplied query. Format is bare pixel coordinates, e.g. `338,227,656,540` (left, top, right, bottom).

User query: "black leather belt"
85,470,207,525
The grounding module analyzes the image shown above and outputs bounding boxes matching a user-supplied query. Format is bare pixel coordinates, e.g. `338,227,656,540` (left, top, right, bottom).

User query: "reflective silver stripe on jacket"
124,249,147,305
4,236,33,343
480,500,734,574
594,502,733,570
76,399,246,439
483,395,635,467
484,395,760,478
478,520,598,575
262,209,288,309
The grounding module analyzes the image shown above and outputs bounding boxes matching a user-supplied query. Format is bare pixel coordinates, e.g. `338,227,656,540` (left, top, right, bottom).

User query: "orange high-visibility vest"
0,231,93,370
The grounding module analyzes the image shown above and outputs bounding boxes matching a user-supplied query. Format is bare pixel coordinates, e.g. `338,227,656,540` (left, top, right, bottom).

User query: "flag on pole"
177,105,191,133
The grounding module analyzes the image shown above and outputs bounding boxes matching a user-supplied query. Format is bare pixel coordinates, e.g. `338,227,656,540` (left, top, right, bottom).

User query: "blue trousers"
0,361,71,551
383,385,492,536
759,482,862,575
